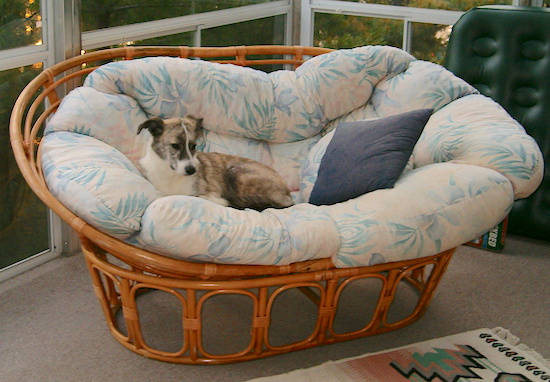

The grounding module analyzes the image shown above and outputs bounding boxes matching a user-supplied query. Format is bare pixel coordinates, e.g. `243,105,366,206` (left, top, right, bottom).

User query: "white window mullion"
194,25,202,48
285,3,295,46
0,46,48,72
44,0,82,256
300,0,314,46
403,19,413,53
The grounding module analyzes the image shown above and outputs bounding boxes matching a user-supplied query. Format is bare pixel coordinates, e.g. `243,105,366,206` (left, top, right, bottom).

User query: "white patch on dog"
140,139,197,196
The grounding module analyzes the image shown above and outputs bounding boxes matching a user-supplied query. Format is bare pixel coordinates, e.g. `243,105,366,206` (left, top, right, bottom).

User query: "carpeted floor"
1,234,548,382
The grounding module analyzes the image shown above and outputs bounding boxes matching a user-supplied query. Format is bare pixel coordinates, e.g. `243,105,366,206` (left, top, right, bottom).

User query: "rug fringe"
492,327,550,365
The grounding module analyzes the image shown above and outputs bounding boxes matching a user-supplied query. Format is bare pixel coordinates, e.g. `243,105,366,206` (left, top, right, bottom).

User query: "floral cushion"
40,46,544,267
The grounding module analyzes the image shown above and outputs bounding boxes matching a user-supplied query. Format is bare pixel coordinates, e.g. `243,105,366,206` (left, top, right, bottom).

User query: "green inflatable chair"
445,5,550,241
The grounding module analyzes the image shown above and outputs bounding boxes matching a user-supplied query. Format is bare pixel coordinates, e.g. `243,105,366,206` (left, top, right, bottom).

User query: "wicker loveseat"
10,45,543,364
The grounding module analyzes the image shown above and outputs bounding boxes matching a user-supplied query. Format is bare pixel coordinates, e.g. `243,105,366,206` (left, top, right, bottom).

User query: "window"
1,0,51,277
202,15,286,46
314,13,403,49
0,64,49,270
307,0,514,63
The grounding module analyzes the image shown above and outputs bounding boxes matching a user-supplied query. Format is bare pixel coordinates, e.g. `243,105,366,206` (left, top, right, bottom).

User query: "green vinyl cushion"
445,6,550,241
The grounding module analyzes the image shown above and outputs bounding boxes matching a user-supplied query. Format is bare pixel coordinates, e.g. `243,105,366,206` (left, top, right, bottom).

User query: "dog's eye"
171,143,180,150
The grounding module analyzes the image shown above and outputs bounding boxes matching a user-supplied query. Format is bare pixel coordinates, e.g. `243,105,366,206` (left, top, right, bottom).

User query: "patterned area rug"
248,328,550,382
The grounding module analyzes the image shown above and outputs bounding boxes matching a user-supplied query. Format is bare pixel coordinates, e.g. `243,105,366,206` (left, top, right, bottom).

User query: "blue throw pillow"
309,109,433,205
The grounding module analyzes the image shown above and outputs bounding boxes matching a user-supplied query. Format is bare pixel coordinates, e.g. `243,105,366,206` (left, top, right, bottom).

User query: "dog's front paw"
199,193,230,207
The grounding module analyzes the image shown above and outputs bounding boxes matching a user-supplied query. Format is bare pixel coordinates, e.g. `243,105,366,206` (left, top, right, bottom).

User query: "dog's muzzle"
172,158,197,176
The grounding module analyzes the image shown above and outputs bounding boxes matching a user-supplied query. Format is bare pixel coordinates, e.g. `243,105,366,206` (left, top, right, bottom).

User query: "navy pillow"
309,109,433,205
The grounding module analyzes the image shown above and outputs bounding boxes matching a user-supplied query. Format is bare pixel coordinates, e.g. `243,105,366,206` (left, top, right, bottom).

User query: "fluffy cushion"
309,109,433,205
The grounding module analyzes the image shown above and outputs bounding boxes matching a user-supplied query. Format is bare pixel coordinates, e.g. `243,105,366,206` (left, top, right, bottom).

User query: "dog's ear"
182,115,204,138
137,117,164,137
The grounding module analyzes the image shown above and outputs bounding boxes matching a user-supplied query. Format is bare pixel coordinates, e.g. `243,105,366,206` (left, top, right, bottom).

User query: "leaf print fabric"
41,133,162,239
413,95,543,199
40,46,543,266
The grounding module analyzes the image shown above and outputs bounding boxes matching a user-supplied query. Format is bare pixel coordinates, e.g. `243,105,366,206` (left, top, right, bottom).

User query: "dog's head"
138,115,203,176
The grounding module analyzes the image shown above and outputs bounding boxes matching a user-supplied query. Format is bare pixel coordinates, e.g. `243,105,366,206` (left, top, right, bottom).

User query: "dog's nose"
185,165,196,175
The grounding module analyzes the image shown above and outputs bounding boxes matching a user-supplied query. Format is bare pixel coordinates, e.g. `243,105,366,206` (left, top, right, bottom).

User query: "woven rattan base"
82,237,454,364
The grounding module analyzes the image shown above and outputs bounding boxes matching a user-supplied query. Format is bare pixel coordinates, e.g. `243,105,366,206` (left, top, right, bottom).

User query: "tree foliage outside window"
0,0,41,50
0,0,48,268
315,14,404,50
315,0,513,63
0,65,49,269
332,0,512,10
81,0,277,31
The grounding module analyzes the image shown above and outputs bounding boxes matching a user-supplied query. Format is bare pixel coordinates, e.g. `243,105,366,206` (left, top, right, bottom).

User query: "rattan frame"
10,45,455,364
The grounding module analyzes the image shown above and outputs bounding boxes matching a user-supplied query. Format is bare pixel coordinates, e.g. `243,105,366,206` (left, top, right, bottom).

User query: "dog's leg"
199,193,230,207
